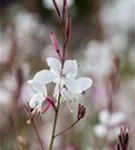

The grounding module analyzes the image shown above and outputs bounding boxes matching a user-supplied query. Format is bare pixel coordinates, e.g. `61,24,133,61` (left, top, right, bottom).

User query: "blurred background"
0,0,134,150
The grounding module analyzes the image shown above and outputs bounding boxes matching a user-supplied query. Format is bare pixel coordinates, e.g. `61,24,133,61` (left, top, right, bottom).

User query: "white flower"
81,40,114,77
94,124,120,141
99,109,126,126
94,109,126,141
30,57,93,111
94,124,108,138
27,81,48,114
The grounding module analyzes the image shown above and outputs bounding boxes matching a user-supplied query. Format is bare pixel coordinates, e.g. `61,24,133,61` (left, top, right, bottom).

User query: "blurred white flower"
108,33,128,54
30,57,92,112
0,88,13,105
27,81,48,114
14,11,48,58
43,0,74,9
94,124,107,138
94,109,126,141
0,32,12,64
2,73,17,92
100,0,134,55
100,0,134,32
81,40,114,77
99,109,125,126
0,73,17,105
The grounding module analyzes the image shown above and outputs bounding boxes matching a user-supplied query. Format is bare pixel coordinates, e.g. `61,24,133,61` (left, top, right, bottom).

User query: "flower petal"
63,60,78,78
66,77,93,94
47,57,61,75
99,109,110,124
32,69,56,84
29,93,44,109
94,124,107,138
76,77,93,92
65,79,82,94
28,81,47,96
109,112,125,126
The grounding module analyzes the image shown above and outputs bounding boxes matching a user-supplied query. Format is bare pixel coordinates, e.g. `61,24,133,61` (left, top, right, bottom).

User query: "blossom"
30,57,93,111
27,81,48,115
80,40,114,77
94,109,126,141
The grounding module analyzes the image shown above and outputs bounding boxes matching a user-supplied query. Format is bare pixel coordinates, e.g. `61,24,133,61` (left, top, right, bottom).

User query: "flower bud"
65,15,70,42
77,104,86,120
50,32,61,58
115,126,129,150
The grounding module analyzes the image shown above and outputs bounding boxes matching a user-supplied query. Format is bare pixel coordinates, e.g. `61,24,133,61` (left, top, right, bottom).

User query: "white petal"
99,109,111,125
26,82,36,98
28,82,47,96
47,57,61,75
94,124,107,138
33,69,56,84
65,79,82,94
76,77,93,92
53,77,60,84
108,127,120,141
63,60,78,78
109,112,125,126
29,93,44,109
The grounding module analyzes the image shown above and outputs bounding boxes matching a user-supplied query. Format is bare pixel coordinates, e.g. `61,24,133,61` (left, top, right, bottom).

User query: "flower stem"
54,119,79,137
48,92,61,150
31,119,45,150
24,106,44,150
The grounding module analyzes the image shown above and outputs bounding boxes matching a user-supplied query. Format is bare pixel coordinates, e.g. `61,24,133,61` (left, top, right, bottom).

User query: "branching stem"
54,119,79,137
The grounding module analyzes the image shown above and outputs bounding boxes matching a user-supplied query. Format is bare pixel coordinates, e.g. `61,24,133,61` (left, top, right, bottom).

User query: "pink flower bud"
65,14,70,42
50,32,61,58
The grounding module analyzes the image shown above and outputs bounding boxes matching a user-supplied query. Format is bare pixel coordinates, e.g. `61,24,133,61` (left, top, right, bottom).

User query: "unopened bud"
116,126,129,150
77,104,86,120
65,15,70,42
50,32,61,58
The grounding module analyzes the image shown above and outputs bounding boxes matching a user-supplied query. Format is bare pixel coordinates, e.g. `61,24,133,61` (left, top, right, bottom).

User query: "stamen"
66,101,73,113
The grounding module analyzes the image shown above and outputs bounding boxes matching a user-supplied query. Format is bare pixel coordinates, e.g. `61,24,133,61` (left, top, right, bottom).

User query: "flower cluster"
27,57,92,115
94,109,126,141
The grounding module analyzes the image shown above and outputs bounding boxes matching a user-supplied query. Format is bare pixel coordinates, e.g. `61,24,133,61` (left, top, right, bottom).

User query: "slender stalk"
24,106,44,150
31,119,45,150
54,120,79,137
48,92,61,150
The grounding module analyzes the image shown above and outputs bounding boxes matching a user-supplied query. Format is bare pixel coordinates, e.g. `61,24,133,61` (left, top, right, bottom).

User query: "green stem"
48,92,61,150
